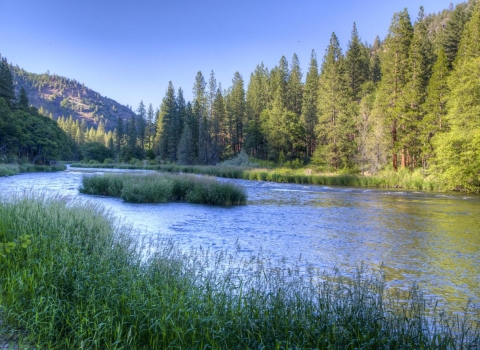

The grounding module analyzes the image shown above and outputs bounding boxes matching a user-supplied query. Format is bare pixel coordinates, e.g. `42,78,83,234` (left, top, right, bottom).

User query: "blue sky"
1,0,462,110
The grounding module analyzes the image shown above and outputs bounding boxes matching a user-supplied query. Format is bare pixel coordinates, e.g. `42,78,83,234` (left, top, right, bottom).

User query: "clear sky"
0,0,462,110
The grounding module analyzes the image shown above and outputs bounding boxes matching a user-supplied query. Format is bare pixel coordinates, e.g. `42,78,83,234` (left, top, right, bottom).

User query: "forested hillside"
1,1,479,192
0,60,71,163
5,61,133,131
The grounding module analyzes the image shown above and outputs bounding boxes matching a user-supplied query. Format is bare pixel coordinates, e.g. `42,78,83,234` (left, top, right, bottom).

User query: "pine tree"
245,63,269,158
136,100,146,150
0,59,15,107
421,48,450,168
210,88,226,163
226,72,246,155
403,7,434,169
146,103,155,150
18,86,29,109
370,36,382,83
315,32,354,170
155,82,177,160
301,50,319,157
269,56,289,110
193,72,209,164
177,123,195,165
374,9,414,171
442,2,470,67
287,53,303,116
114,117,124,156
345,23,370,102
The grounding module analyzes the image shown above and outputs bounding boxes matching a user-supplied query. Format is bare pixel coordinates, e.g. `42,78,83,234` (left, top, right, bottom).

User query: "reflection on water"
1,167,479,311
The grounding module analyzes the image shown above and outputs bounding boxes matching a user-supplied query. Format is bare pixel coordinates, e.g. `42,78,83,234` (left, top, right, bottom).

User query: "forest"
0,60,70,164
1,1,480,192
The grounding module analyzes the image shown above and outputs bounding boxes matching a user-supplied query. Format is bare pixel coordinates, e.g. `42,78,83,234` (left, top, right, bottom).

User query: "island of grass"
79,172,247,205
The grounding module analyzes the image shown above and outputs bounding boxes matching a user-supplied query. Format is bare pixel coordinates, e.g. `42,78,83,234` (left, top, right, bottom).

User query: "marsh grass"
70,163,448,192
0,194,478,349
79,173,247,205
0,163,66,177
0,164,19,176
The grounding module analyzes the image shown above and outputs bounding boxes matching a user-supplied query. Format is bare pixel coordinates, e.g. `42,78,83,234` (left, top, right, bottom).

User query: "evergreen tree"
0,59,15,107
245,63,269,158
193,72,209,164
136,100,146,150
114,117,124,156
287,53,303,116
421,48,450,168
301,50,319,158
442,2,470,66
374,9,413,171
146,103,155,150
155,82,177,160
226,72,246,155
210,88,226,163
18,86,29,109
345,23,370,102
315,32,354,170
177,123,195,165
403,7,435,169
370,36,382,84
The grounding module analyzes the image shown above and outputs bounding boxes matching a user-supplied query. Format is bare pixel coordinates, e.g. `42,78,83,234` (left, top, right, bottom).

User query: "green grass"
79,173,247,205
0,194,478,349
0,163,66,177
0,164,19,176
71,162,448,192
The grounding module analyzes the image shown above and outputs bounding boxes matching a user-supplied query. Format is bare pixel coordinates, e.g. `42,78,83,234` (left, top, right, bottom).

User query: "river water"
1,167,479,311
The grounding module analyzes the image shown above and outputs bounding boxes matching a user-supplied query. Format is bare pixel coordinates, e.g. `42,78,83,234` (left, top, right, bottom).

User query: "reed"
0,164,19,176
79,173,247,205
0,194,478,349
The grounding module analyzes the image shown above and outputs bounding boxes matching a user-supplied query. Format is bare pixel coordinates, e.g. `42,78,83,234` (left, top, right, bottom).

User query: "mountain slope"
9,62,133,131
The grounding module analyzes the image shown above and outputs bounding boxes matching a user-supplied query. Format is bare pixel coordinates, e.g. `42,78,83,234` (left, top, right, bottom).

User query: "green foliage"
80,141,113,163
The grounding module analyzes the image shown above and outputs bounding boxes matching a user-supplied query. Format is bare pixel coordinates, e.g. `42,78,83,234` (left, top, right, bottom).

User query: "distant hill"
8,61,133,131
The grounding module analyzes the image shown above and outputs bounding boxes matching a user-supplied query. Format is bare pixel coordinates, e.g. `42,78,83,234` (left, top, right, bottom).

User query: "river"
1,167,479,312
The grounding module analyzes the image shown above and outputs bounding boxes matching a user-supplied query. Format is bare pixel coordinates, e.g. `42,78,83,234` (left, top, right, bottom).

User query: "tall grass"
70,163,448,192
79,173,247,205
0,163,66,177
0,164,19,176
0,194,478,349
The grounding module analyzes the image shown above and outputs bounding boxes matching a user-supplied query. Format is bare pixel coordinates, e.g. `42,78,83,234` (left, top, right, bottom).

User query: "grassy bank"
0,163,67,177
71,162,445,191
80,173,247,205
0,194,478,349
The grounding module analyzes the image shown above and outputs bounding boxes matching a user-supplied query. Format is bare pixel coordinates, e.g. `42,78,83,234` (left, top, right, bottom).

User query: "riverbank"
0,194,478,349
70,162,447,192
0,163,66,177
